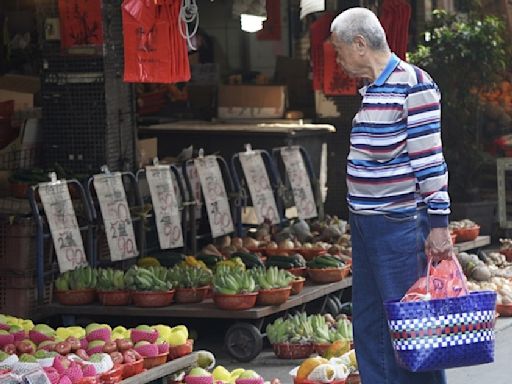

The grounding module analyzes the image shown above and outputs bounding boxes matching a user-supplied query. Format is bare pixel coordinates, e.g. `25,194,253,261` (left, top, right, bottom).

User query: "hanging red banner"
257,0,281,41
58,0,104,49
323,40,357,96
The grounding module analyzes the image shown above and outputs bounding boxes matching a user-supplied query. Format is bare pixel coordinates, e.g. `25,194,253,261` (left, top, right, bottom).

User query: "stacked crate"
0,217,53,318
41,0,136,174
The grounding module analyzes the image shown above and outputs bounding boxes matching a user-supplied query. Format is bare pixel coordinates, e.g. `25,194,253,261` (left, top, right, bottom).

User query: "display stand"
28,173,95,303
36,278,352,361
453,236,491,253
231,145,286,235
135,160,192,255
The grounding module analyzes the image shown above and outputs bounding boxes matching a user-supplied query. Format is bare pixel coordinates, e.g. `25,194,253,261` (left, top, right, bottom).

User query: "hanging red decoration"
310,13,335,91
379,0,411,61
58,0,104,49
257,0,281,41
323,40,357,96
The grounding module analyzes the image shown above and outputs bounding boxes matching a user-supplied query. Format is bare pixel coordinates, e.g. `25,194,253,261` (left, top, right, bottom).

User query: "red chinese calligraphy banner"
58,0,104,49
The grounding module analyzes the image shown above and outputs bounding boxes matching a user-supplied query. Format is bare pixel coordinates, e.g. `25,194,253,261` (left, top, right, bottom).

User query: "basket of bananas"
167,264,213,304
251,267,294,306
96,268,131,306
54,266,97,305
307,256,350,284
125,266,175,307
212,266,258,310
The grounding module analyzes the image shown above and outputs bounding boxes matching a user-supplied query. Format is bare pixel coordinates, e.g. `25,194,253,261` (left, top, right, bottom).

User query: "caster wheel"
225,322,263,362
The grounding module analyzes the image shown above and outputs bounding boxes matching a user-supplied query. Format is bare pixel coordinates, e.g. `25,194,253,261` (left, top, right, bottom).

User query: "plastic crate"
0,280,52,318
0,273,37,289
0,219,53,273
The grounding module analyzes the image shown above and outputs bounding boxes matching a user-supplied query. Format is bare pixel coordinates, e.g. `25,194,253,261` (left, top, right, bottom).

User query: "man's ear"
353,35,367,54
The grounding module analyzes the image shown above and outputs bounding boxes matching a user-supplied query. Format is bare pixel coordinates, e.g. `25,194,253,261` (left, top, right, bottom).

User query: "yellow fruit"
229,368,245,382
297,357,328,379
137,257,160,267
168,325,188,346
67,326,85,339
324,339,350,359
348,349,357,369
212,366,231,382
56,327,72,342
153,325,172,340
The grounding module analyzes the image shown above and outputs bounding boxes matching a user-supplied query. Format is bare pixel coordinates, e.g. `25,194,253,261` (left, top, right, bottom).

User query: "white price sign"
239,151,279,224
280,147,318,219
146,165,184,249
194,156,234,238
39,181,87,272
93,174,139,261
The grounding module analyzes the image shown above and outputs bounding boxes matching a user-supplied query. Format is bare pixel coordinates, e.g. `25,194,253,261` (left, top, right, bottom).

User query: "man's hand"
425,227,454,262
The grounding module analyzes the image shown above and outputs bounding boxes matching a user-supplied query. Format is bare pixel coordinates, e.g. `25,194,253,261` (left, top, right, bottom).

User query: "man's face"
331,35,363,78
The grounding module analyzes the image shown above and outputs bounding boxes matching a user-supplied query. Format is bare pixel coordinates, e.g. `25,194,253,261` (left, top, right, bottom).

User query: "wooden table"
453,236,491,253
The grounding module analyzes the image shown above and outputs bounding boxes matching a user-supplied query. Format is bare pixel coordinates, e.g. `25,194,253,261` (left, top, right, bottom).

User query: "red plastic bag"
402,257,468,302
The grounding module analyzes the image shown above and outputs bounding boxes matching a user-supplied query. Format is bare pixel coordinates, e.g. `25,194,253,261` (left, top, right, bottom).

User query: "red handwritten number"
117,237,135,256
164,223,181,243
65,248,85,268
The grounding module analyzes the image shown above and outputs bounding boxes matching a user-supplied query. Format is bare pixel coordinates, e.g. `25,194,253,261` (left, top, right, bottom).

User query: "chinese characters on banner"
239,152,279,224
194,156,234,238
39,182,87,272
93,174,139,261
280,147,318,220
58,0,104,49
146,165,184,249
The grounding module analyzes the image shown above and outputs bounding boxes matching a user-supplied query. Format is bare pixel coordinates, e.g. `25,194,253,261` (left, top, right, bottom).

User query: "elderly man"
330,8,452,384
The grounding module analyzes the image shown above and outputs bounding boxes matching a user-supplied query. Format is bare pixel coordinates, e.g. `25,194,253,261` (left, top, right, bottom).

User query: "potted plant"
125,266,175,307
167,264,212,304
96,268,131,306
212,266,258,310
409,4,509,231
251,267,294,306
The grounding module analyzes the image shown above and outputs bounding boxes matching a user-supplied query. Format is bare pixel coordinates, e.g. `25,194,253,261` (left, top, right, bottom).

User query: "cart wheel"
225,322,263,362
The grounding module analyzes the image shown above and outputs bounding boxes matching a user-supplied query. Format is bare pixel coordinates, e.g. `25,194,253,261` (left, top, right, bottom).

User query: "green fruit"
34,324,55,337
34,350,49,359
19,353,37,363
88,340,105,348
89,353,104,363
85,323,102,334
9,325,23,334
0,330,9,335
135,325,152,332
0,351,8,361
188,367,211,377
239,370,260,379
156,337,167,345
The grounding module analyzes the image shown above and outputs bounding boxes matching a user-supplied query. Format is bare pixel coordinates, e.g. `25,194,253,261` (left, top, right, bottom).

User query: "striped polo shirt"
347,53,450,228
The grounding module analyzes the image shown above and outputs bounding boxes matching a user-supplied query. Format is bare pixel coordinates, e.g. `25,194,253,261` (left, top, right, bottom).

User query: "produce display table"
453,236,491,253
37,278,352,361
120,350,200,384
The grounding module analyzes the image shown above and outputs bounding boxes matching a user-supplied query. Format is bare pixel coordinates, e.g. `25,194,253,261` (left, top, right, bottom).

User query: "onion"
278,239,295,249
242,237,259,249
231,237,243,249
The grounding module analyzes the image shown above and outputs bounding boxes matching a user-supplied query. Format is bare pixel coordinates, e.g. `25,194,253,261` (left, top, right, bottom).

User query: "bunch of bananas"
310,314,332,343
96,268,126,291
167,264,213,288
213,268,256,295
266,313,315,344
180,256,208,270
307,255,346,269
251,267,294,290
124,266,173,291
334,314,353,341
215,257,245,272
54,266,97,291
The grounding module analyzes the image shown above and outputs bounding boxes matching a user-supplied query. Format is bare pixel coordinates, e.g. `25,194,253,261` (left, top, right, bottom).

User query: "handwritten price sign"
239,152,279,224
194,156,234,238
146,165,184,249
280,147,318,220
93,174,139,261
39,181,87,272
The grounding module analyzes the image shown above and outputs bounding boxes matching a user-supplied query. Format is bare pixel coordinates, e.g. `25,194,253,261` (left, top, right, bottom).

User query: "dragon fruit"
58,376,72,384
79,338,88,350
85,324,111,342
29,330,54,345
131,327,159,344
157,342,169,354
0,331,14,347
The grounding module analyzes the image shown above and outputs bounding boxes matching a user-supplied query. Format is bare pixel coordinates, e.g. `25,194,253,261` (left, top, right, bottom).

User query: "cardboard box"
0,75,40,111
218,85,286,119
137,138,158,168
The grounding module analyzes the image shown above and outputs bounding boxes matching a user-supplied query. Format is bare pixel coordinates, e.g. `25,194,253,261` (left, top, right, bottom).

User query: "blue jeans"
349,209,446,384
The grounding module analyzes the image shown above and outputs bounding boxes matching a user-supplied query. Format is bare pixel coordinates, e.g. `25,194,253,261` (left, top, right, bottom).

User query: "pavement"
210,317,512,383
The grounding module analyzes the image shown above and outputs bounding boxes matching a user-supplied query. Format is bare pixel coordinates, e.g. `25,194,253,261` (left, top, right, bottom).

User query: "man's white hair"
330,7,389,51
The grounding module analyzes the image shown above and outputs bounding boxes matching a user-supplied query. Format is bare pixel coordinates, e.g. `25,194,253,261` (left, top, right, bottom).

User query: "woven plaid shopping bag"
384,289,496,372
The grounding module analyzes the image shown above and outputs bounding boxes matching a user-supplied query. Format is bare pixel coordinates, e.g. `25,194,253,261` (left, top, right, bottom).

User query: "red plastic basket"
122,359,144,378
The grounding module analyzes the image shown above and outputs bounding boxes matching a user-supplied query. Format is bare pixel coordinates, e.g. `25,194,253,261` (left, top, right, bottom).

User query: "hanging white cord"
179,0,199,50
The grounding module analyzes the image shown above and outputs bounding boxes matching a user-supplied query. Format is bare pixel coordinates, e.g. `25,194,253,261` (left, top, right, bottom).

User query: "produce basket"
450,233,457,244
294,378,346,384
54,288,96,305
168,339,194,360
97,290,131,306
296,248,327,260
272,342,314,359
174,286,209,304
213,292,258,310
256,287,291,306
496,303,512,317
307,266,351,284
122,359,144,378
346,373,361,384
99,365,124,384
143,352,169,369
131,290,175,307
290,277,305,295
77,377,99,384
454,225,480,242
313,342,331,356
288,267,307,277
266,248,298,257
